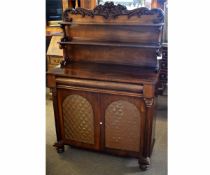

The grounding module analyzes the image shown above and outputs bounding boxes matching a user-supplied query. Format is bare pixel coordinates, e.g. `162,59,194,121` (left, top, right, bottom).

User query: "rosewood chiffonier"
47,2,164,170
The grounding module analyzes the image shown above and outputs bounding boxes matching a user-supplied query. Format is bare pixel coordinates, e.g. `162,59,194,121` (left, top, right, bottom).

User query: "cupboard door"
57,88,100,150
100,94,145,155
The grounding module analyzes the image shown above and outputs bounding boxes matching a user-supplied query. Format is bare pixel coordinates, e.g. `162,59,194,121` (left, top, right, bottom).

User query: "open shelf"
59,40,161,48
59,21,164,27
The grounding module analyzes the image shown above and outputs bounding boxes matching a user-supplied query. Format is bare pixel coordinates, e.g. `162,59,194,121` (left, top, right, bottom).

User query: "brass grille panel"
105,100,140,152
62,94,94,144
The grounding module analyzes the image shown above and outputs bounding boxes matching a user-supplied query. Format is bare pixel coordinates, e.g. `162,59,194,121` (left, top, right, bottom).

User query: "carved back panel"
60,2,164,68
66,21,163,43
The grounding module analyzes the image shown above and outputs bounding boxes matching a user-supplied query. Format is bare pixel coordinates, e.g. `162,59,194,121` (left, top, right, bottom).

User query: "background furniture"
46,0,96,71
47,35,64,71
158,43,168,93
158,1,167,94
47,2,164,170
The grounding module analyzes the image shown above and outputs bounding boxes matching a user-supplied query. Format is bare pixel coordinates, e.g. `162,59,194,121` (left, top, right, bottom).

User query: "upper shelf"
59,40,161,49
59,21,164,27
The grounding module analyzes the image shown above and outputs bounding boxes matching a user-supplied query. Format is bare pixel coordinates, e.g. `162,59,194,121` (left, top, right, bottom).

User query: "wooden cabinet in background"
47,35,63,71
47,2,164,171
158,43,168,94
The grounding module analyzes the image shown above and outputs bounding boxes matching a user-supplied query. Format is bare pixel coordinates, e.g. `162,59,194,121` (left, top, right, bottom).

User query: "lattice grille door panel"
105,100,140,152
62,94,94,144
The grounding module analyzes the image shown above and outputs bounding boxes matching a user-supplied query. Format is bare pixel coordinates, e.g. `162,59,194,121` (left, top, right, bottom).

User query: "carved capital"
144,98,154,108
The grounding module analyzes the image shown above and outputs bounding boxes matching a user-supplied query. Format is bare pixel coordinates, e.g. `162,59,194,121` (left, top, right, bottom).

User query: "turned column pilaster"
139,83,156,170
52,88,65,153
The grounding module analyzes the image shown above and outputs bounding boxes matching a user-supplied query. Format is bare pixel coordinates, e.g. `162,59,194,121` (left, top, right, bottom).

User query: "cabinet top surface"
47,62,159,85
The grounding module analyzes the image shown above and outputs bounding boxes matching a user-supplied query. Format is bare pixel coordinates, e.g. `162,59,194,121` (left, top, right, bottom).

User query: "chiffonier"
47,2,164,170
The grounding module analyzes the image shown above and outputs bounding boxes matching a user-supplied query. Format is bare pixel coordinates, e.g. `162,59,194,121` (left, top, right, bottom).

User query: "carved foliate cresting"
63,2,164,23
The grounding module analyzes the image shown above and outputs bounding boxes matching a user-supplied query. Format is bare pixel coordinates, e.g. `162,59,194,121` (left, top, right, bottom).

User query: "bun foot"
139,164,149,171
57,147,65,153
139,156,150,171
53,141,64,153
